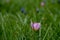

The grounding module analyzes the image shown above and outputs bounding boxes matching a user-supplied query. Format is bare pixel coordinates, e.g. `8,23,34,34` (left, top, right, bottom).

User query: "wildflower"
20,8,27,14
36,8,39,13
31,21,41,31
41,2,45,7
21,8,25,13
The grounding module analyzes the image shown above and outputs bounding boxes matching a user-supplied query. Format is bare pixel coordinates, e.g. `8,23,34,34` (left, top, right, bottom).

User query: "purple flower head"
31,21,41,31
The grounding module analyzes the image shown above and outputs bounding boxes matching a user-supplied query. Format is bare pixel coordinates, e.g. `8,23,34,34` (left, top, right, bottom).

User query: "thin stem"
46,7,53,16
39,21,42,40
43,23,52,40
42,7,53,40
1,13,7,40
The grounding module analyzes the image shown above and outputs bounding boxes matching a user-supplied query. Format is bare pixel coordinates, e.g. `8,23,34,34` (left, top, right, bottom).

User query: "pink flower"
41,2,45,6
31,21,41,31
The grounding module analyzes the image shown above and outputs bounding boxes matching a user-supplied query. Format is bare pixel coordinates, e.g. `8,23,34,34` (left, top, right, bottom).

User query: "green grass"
0,0,60,40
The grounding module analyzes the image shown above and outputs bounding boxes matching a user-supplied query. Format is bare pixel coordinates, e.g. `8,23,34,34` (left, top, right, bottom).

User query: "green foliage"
0,0,60,40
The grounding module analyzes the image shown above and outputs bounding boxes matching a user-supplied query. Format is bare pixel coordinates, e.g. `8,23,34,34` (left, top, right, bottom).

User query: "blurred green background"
0,0,60,40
